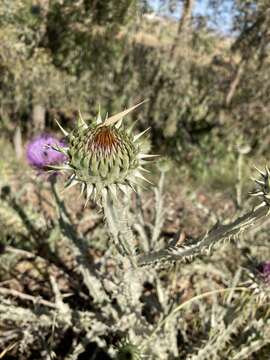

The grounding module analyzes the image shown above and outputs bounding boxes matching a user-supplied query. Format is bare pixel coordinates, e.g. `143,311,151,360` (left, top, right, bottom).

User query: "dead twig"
0,286,58,309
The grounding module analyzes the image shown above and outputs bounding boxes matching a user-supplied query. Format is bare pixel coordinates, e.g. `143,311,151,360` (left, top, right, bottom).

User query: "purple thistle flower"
26,134,67,171
256,261,270,285
246,260,270,304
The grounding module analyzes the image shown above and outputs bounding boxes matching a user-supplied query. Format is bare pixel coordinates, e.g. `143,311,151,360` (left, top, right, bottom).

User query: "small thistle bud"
246,260,270,303
257,261,270,284
115,338,141,360
250,166,270,209
56,102,156,204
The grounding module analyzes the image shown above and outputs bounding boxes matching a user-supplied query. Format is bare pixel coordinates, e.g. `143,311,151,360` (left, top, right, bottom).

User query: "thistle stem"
102,191,136,267
137,203,269,266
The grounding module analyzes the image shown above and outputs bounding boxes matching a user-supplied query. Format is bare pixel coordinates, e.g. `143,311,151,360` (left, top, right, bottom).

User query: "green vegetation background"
1,0,269,177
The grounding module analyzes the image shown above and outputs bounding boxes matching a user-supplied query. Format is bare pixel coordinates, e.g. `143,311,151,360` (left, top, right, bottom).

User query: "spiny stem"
102,191,136,267
136,204,269,266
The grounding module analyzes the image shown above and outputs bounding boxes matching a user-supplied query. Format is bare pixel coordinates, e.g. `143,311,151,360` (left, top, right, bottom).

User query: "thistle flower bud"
246,260,270,303
115,338,141,360
257,261,270,284
55,102,156,204
250,166,270,209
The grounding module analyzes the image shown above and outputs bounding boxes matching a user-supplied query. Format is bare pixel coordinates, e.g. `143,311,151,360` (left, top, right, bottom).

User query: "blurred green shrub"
0,0,270,174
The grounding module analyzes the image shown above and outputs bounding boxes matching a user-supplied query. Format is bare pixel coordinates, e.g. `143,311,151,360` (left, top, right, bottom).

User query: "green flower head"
115,338,142,360
55,102,156,205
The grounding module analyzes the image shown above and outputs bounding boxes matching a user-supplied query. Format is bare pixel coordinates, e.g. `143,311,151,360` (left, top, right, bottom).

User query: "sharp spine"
55,119,69,136
78,109,88,129
133,127,150,142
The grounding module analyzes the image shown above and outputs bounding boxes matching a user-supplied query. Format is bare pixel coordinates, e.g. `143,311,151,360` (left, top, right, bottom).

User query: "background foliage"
1,0,270,162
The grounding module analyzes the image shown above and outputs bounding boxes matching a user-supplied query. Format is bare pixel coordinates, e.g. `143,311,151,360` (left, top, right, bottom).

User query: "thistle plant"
51,106,270,271
3,104,270,359
26,107,270,278
53,102,155,261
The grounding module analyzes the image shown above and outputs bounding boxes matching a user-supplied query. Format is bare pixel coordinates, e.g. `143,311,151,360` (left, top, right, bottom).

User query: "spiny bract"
55,102,156,204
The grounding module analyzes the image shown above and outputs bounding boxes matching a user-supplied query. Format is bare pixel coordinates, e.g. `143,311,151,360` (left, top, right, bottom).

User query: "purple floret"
26,134,67,170
257,261,270,285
